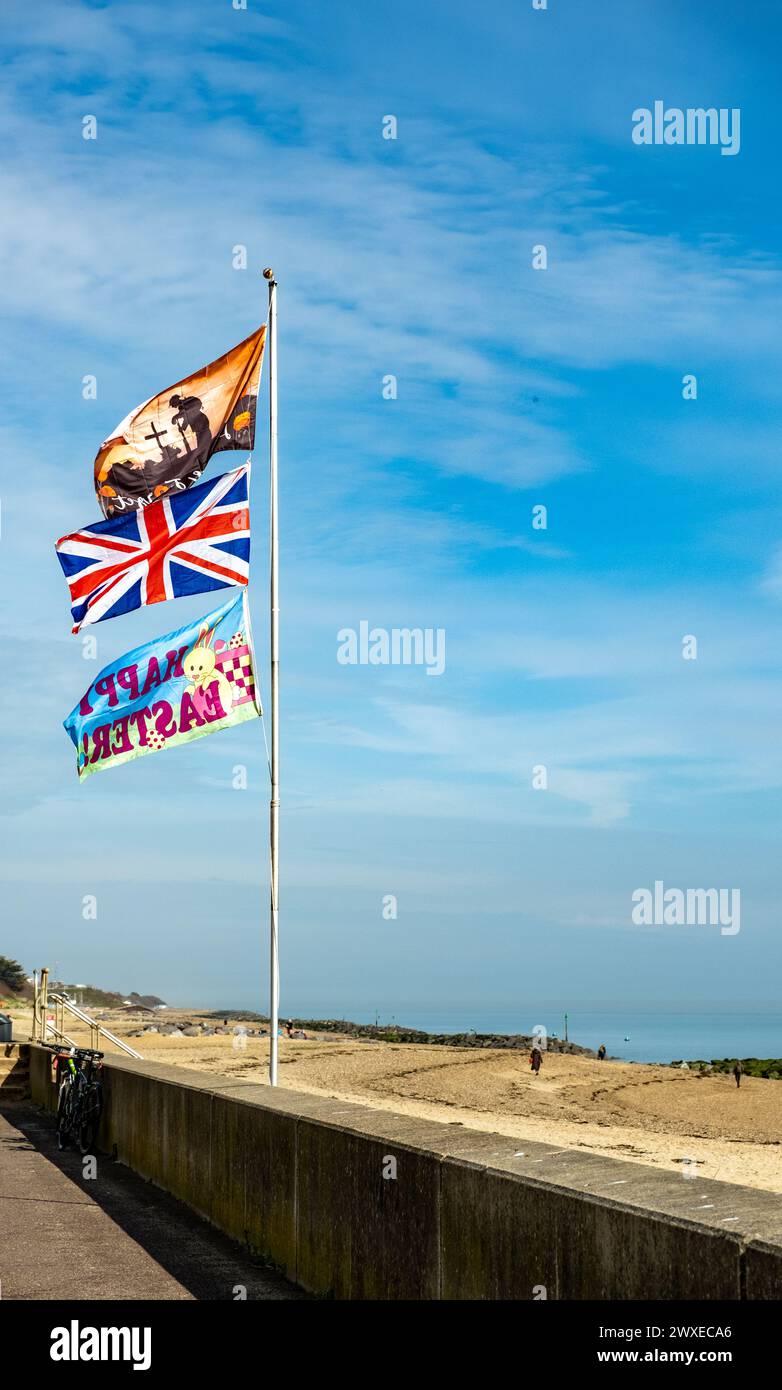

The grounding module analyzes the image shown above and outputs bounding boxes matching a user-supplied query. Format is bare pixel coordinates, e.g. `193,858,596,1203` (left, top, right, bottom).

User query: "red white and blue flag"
55,464,251,633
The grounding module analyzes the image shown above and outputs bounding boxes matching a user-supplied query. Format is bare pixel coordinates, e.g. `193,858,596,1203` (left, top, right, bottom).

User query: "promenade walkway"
0,1105,305,1300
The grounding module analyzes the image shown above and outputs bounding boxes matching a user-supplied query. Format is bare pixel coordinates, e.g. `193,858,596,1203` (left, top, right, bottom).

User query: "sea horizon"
171,1000,782,1066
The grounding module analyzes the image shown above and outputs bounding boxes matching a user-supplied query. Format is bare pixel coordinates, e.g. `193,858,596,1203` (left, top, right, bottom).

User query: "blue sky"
1,0,781,1018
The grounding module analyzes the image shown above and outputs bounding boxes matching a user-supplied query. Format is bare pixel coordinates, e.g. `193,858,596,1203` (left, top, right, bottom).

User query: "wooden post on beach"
264,267,280,1087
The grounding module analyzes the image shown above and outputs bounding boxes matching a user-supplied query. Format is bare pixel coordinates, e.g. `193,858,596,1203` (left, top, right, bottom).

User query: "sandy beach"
11,1002,782,1196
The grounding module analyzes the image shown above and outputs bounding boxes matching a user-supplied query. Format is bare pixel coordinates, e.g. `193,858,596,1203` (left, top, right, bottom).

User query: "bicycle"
43,1043,104,1154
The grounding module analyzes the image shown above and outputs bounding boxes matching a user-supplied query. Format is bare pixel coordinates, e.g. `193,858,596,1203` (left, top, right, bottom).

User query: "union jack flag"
55,464,251,633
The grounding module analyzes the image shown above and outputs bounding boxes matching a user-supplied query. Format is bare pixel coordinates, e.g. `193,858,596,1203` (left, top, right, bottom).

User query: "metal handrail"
30,970,143,1060
43,1018,79,1049
48,993,143,1060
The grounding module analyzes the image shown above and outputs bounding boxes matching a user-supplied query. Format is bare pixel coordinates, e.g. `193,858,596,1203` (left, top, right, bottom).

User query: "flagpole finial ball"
263,267,275,281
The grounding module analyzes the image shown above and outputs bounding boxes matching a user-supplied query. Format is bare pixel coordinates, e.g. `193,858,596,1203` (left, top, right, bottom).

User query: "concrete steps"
0,1043,31,1103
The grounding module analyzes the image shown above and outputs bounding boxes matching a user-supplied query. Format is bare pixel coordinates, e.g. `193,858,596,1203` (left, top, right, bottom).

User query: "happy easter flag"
64,592,261,780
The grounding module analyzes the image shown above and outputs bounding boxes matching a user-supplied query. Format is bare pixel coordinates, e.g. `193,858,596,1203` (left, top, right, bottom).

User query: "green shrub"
0,956,25,992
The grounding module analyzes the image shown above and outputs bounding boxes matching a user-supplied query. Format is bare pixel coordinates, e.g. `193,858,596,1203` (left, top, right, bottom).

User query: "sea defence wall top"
28,1045,782,1300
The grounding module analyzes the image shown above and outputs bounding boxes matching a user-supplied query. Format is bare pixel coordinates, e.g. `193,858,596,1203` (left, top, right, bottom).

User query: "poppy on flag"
94,324,266,517
56,464,250,633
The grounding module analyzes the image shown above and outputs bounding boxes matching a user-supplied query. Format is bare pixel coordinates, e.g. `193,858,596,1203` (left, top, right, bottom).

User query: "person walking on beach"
597,1044,607,1061
733,1060,743,1088
529,1046,543,1075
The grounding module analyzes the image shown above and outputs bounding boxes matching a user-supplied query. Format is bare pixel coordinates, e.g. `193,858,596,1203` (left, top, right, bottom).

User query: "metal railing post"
40,968,49,1040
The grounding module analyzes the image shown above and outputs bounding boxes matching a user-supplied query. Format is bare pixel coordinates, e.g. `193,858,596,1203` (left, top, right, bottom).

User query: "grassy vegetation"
673,1058,782,1079
50,982,165,1010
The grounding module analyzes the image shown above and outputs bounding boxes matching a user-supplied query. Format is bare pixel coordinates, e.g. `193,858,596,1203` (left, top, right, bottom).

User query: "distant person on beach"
285,1018,293,1037
529,1046,543,1075
733,1060,743,1088
597,1044,606,1061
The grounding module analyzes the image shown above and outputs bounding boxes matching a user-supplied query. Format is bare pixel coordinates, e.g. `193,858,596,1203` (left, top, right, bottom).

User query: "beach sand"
12,1003,781,1195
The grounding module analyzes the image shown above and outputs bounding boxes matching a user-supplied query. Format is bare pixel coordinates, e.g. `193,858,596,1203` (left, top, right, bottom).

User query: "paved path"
0,1105,306,1300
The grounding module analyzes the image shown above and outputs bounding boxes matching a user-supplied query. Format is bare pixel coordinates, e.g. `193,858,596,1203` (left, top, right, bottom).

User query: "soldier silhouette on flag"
169,394,212,459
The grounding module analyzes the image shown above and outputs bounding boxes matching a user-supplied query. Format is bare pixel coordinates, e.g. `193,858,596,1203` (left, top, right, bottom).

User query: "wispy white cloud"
2,0,780,1008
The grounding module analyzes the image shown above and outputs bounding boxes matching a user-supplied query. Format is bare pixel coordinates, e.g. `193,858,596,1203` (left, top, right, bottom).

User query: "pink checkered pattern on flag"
214,638,256,707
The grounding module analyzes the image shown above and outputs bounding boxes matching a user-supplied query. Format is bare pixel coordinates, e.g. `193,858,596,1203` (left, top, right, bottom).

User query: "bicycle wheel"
79,1084,103,1155
56,1082,72,1151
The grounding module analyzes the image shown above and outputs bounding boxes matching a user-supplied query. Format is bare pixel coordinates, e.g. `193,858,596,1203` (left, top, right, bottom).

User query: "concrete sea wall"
28,1045,782,1299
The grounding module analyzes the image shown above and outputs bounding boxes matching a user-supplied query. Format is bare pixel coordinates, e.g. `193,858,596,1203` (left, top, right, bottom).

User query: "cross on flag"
55,464,251,633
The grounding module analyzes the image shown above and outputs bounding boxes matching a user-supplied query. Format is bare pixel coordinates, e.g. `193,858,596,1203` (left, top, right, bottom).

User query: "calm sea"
285,1003,782,1064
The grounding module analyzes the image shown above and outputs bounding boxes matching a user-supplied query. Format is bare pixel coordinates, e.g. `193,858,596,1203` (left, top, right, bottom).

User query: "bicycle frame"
51,1045,104,1154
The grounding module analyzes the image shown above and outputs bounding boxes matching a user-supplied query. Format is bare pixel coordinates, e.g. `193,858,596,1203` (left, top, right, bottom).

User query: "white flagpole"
263,266,280,1086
